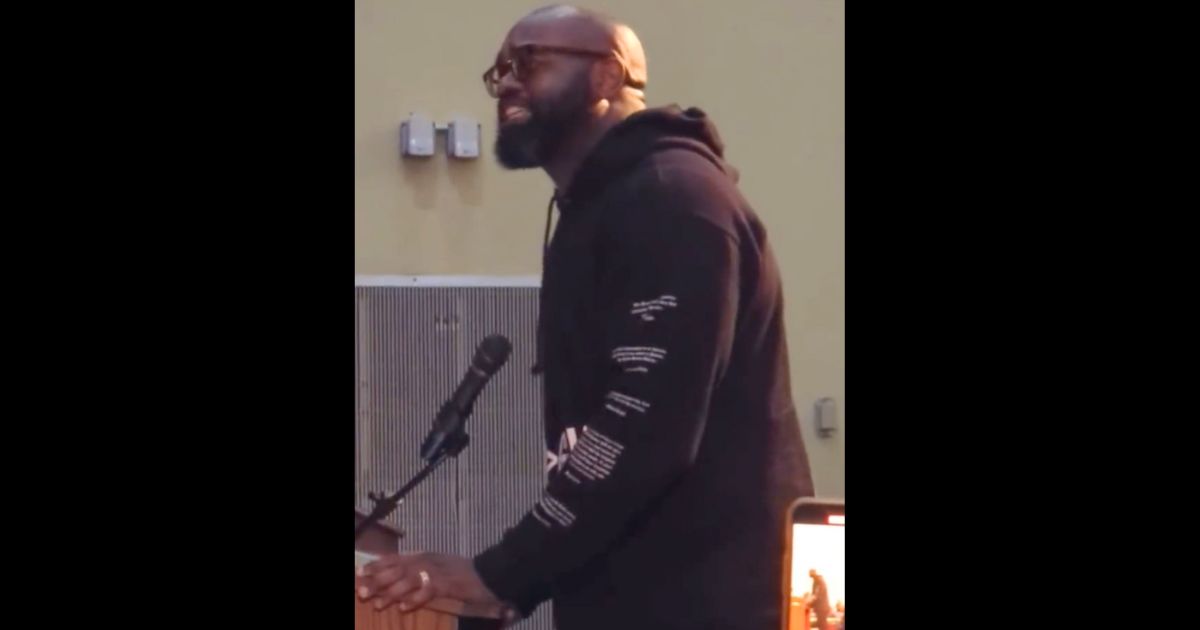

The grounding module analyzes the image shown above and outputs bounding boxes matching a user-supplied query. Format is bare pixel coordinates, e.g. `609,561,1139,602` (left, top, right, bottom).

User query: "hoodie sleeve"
473,164,741,616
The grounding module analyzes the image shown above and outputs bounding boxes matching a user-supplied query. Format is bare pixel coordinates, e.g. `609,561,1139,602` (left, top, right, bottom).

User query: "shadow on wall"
400,133,484,210
401,156,437,209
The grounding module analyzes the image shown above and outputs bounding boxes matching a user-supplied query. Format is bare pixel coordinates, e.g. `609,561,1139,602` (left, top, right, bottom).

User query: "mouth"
499,104,531,125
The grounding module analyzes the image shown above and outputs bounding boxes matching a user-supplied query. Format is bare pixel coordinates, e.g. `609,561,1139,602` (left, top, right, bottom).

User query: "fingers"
356,555,438,613
376,574,424,610
358,567,408,599
398,572,437,611
359,553,407,577
357,554,412,601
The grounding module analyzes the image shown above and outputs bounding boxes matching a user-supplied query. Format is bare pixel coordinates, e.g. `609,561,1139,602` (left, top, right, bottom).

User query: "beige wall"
355,0,844,497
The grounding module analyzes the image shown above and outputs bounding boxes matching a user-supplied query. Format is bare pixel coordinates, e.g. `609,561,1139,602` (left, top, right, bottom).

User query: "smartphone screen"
786,499,844,630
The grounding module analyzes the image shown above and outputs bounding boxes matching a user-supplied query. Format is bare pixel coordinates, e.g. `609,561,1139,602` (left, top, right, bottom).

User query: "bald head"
507,4,647,90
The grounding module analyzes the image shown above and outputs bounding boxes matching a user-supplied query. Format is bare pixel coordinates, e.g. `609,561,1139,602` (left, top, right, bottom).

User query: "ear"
590,58,626,99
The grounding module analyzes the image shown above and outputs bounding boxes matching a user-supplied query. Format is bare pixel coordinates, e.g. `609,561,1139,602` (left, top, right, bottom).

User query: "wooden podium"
355,509,503,630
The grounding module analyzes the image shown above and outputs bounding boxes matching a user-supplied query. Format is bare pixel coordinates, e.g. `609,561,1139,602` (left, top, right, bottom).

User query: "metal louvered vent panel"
355,281,550,629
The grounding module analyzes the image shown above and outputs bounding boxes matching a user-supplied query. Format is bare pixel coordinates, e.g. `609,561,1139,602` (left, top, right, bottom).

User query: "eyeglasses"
482,44,614,98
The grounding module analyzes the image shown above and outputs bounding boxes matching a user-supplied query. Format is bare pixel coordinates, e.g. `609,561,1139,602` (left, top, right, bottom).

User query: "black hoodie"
474,105,814,629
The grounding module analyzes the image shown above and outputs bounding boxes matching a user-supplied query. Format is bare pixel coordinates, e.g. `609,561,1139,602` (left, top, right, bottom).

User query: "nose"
496,71,522,99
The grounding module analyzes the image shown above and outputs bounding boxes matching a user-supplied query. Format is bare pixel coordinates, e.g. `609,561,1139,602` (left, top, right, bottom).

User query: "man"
357,6,814,628
809,569,831,630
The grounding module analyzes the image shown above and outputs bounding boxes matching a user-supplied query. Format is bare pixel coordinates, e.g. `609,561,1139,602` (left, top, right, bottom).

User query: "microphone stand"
354,430,471,542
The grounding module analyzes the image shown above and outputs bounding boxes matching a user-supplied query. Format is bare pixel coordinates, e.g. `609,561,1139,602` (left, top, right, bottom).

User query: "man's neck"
542,119,616,194
543,101,645,194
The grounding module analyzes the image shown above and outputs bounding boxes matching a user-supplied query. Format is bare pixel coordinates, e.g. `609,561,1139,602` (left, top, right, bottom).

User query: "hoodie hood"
559,105,738,207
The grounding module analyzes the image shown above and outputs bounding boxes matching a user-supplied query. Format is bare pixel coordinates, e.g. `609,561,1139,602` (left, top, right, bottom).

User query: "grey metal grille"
355,283,551,628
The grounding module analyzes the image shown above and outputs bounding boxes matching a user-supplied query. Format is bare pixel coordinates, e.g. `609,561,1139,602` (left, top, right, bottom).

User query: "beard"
495,75,591,169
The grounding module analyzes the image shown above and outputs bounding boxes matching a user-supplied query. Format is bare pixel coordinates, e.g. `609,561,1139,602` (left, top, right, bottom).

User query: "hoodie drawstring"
532,193,558,375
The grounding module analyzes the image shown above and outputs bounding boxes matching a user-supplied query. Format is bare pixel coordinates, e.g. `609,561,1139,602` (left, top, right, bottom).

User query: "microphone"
419,334,513,461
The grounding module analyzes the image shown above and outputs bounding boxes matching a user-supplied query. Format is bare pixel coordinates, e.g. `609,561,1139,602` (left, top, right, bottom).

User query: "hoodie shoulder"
613,147,745,242
574,105,752,242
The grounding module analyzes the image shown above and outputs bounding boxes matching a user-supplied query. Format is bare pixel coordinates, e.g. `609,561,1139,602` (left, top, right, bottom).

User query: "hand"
356,552,514,620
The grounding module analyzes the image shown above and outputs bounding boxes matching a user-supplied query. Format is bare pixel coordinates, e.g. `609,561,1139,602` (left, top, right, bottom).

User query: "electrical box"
446,116,481,159
400,113,435,157
815,397,837,437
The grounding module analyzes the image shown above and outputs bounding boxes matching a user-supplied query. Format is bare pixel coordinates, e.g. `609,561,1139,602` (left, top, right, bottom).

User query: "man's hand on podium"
356,552,517,624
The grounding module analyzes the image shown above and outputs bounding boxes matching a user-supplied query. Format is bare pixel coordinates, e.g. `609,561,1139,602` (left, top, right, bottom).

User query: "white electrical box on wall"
400,113,435,157
815,397,838,437
447,116,480,159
